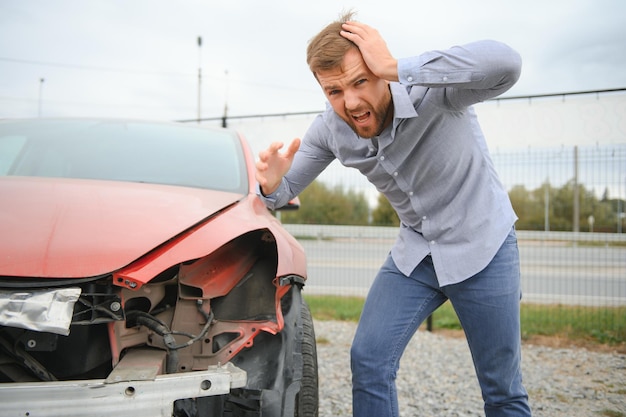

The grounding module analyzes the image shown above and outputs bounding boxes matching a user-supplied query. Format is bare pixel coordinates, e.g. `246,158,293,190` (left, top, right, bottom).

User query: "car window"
0,120,248,193
0,135,26,175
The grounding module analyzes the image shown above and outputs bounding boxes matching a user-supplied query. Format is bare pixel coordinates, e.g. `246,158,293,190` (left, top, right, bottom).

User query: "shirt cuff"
255,183,280,209
398,53,484,86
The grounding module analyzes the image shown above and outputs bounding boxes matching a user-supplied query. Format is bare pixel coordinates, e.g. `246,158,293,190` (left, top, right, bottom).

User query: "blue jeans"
351,229,531,416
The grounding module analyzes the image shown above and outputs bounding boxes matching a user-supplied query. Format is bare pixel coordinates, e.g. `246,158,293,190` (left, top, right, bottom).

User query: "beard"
341,91,393,139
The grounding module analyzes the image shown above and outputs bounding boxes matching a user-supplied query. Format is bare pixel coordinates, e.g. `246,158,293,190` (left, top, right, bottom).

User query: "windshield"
0,119,248,193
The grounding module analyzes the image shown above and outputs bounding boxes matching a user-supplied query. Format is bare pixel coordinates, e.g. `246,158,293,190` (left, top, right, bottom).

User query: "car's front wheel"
295,300,319,416
256,284,318,416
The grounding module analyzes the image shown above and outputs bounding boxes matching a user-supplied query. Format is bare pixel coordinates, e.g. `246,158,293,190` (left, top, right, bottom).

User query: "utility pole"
222,70,229,128
197,36,202,123
221,102,228,128
38,78,45,117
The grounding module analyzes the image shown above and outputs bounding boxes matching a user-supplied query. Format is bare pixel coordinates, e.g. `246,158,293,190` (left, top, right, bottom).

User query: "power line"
0,57,318,100
0,94,194,112
0,56,319,93
494,88,626,102
178,88,626,124
0,56,193,77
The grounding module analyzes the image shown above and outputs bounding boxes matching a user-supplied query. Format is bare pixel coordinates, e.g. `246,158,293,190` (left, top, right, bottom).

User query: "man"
256,11,531,417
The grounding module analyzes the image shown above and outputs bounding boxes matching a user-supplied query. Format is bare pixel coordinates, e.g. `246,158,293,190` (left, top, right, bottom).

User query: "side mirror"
276,197,300,211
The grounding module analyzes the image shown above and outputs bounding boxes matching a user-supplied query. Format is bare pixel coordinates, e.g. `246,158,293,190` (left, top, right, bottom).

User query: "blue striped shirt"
259,40,522,286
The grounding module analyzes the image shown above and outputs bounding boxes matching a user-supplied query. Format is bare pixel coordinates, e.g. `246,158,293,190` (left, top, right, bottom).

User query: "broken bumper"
0,361,246,417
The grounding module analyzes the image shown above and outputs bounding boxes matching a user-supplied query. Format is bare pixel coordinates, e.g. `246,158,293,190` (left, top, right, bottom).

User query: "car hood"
0,177,245,278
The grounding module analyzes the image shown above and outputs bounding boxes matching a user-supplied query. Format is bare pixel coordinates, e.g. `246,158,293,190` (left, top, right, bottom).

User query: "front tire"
296,300,319,416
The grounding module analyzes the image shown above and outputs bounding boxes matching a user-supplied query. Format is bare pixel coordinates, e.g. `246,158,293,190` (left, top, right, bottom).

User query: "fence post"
573,145,580,233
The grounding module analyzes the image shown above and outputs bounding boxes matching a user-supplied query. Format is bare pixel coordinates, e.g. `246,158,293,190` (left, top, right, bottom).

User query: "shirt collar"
390,82,418,119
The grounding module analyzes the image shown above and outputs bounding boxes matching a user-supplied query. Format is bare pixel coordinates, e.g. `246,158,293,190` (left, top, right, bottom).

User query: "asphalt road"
298,238,626,306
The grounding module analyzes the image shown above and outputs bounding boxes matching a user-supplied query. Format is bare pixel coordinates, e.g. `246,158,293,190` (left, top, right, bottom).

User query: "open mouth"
352,111,371,124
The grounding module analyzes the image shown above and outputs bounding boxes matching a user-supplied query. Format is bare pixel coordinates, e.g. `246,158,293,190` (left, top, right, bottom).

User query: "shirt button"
380,156,385,161
422,215,427,220
430,240,436,245
407,76,414,82
409,191,414,196
442,76,448,81
393,172,398,177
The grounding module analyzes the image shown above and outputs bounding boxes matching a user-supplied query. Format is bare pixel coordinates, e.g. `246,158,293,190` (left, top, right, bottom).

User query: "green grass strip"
304,295,626,346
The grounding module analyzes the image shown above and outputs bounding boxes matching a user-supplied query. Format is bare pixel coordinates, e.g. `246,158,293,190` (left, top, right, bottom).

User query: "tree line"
279,180,625,233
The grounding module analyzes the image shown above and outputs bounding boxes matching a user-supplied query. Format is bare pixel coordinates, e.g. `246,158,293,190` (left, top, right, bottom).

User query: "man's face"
316,48,393,139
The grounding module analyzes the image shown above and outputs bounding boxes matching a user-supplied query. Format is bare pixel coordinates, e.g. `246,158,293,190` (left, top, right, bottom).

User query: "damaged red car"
0,118,318,416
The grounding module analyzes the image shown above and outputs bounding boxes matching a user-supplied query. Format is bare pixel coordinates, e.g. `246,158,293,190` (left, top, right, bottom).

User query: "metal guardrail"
286,224,626,307
283,224,626,243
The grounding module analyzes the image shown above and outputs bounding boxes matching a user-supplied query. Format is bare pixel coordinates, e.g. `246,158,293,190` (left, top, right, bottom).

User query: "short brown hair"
306,10,358,76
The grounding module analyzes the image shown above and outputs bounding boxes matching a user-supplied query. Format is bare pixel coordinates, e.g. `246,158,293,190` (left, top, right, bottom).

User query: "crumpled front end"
0,206,308,416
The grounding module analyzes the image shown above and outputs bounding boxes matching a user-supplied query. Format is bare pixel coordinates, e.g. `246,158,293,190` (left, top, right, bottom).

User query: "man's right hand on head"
340,21,399,82
255,138,301,196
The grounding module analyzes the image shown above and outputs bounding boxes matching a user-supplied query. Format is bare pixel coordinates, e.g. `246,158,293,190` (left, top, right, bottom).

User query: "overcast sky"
1,0,625,122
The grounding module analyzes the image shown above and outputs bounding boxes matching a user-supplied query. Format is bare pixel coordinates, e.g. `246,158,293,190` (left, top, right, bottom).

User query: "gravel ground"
314,320,626,417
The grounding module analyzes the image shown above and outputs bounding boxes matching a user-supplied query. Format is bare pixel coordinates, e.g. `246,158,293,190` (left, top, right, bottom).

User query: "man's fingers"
254,171,267,186
340,21,398,82
258,139,299,166
285,138,301,158
342,21,366,33
340,29,360,44
268,141,284,153
255,160,268,171
259,142,283,161
255,139,299,195
340,21,371,41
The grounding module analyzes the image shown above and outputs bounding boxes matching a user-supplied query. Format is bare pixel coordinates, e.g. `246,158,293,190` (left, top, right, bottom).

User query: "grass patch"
304,295,626,347
305,295,363,321
599,410,625,417
520,303,626,345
